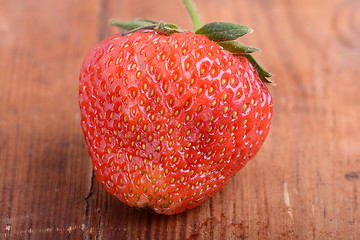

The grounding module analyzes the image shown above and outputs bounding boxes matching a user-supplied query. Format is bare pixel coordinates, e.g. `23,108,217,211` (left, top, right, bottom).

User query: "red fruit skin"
79,30,273,215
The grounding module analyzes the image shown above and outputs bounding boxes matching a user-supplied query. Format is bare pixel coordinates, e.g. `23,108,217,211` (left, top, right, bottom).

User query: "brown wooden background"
1,0,359,239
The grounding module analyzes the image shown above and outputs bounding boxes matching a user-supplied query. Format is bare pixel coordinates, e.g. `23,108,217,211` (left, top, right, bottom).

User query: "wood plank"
0,0,100,238
0,0,359,239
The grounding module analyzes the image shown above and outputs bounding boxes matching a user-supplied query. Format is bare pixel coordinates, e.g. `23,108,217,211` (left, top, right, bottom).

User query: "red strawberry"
79,0,273,215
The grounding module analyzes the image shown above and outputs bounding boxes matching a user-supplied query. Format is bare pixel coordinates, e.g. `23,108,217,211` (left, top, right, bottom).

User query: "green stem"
181,0,203,31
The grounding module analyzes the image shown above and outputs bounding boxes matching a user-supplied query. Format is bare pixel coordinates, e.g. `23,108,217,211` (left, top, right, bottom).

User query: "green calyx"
109,0,272,83
109,19,185,35
195,22,252,42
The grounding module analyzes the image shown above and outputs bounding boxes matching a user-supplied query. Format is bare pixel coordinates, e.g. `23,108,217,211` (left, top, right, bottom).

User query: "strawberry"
79,0,273,215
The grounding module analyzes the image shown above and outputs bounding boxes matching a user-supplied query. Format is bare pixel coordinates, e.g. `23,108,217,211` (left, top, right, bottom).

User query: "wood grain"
1,0,359,239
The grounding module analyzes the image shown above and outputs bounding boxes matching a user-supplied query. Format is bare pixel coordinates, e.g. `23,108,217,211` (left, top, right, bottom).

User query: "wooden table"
1,0,359,239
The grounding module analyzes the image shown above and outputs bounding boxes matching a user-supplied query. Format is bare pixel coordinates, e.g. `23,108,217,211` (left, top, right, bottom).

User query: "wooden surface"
1,0,360,239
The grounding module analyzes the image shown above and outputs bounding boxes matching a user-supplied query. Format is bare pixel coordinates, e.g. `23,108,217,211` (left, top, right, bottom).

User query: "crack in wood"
84,170,95,240
4,222,11,239
283,182,293,221
96,211,102,240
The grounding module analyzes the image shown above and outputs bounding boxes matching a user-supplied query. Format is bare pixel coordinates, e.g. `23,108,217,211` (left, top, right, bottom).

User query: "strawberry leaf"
135,18,160,24
157,22,184,34
218,41,259,54
110,19,184,36
109,19,159,32
241,54,273,84
195,22,252,42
